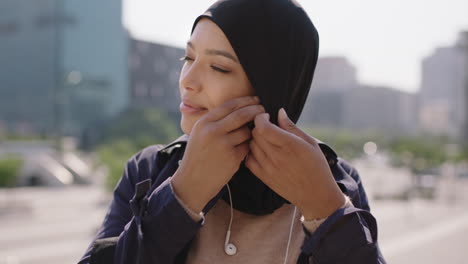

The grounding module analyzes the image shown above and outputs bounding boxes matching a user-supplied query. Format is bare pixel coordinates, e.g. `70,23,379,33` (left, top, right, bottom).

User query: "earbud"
224,230,237,255
224,185,237,256
225,243,237,255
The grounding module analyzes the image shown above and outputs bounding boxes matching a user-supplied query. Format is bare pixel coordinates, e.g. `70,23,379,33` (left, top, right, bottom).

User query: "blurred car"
17,152,93,187
412,173,437,199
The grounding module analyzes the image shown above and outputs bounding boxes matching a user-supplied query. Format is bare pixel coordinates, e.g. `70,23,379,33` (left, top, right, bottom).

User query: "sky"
123,0,468,93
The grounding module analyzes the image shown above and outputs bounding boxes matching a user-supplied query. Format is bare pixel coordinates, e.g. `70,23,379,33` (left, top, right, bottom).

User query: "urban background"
0,0,467,263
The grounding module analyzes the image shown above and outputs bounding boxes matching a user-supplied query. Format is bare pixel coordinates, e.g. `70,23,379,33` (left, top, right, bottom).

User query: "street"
0,186,108,264
0,178,467,264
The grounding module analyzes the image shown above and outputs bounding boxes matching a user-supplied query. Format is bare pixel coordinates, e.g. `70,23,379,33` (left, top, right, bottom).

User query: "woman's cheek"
204,83,232,109
206,74,253,109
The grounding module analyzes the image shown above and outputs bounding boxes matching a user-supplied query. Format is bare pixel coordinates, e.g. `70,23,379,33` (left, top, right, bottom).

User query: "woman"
78,0,386,263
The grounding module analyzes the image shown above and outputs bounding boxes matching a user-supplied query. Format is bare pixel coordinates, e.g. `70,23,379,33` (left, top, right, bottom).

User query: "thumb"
278,108,297,133
278,108,317,145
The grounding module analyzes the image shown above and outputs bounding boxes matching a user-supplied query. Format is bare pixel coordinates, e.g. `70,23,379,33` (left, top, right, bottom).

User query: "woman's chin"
180,111,210,135
180,119,194,136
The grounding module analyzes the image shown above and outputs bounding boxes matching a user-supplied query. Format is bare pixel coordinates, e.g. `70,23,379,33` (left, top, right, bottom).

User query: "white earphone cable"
224,184,238,256
283,206,297,264
226,184,234,235
225,183,297,262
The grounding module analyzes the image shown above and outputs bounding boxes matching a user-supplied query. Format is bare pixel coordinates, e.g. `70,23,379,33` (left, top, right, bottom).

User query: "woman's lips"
179,102,207,114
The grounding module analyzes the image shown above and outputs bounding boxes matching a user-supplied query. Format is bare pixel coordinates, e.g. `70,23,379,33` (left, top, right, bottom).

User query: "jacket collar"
159,134,356,205
316,139,338,166
159,134,189,155
160,134,338,166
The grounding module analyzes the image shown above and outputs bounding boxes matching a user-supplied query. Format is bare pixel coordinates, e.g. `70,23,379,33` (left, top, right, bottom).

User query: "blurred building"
300,57,358,127
0,0,128,136
343,85,418,133
61,1,129,135
300,56,417,134
129,38,184,119
311,56,359,93
0,1,57,135
419,31,468,138
301,90,345,127
458,31,468,143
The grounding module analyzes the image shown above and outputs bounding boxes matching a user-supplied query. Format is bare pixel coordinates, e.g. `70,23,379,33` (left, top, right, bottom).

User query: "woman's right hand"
171,96,265,213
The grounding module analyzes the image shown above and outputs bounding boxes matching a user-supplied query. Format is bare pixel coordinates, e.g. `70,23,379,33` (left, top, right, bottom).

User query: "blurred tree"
94,107,180,189
0,156,23,187
302,127,384,160
301,126,464,173
459,146,468,162
387,136,451,173
101,107,179,148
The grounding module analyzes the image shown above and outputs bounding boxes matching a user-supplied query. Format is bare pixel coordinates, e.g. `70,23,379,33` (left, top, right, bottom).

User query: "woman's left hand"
245,108,345,220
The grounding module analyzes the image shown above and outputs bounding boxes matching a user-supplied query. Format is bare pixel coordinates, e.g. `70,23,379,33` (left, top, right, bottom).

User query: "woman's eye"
179,55,193,62
211,65,230,74
179,56,230,74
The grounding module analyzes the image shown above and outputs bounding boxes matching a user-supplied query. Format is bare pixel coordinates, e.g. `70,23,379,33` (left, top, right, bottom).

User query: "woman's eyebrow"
205,49,239,63
187,41,239,63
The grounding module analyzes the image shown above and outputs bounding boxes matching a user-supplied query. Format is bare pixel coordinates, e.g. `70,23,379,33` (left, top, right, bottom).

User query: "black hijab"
191,0,320,215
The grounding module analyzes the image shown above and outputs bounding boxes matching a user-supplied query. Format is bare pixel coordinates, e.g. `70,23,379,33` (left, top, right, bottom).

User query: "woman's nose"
179,61,202,92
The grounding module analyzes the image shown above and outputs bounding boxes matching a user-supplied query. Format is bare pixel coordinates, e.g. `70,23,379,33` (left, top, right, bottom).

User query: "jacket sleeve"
299,164,387,264
78,150,203,264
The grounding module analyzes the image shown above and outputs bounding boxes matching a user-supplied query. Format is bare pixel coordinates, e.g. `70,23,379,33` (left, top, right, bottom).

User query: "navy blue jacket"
78,135,386,264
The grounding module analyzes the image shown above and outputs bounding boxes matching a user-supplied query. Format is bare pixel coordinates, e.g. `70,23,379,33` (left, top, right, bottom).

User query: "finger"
277,108,318,145
252,127,287,168
233,141,249,161
249,138,269,165
254,113,293,147
227,126,251,146
204,96,260,122
252,126,280,153
245,151,262,175
218,104,265,133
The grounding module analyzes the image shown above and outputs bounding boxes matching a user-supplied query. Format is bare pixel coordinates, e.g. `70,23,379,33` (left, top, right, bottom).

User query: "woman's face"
179,18,255,135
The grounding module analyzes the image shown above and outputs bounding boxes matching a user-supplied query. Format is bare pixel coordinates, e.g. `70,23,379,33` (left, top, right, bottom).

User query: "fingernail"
253,96,260,102
279,108,288,119
263,113,270,121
